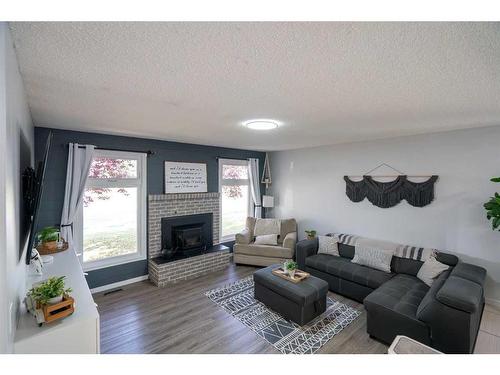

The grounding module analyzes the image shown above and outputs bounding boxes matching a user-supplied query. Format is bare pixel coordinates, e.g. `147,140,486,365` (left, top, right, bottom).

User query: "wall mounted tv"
22,131,52,265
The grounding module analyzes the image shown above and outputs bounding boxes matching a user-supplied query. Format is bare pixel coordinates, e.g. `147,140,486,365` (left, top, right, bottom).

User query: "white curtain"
248,158,262,218
60,143,95,248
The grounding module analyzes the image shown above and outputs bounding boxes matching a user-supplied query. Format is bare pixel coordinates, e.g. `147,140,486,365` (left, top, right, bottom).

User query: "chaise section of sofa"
415,262,486,353
295,236,487,353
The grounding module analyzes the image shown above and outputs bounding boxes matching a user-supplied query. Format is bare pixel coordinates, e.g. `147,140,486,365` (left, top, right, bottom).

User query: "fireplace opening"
161,213,213,260
173,224,205,252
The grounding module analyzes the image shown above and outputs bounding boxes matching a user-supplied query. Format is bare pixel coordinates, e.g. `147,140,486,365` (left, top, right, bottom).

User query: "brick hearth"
149,247,231,287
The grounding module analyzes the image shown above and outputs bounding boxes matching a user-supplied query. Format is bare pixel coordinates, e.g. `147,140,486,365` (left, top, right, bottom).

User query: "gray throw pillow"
317,235,339,256
417,256,449,286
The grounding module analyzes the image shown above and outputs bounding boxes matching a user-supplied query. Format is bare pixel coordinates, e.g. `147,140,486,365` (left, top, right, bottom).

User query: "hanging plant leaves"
484,177,500,231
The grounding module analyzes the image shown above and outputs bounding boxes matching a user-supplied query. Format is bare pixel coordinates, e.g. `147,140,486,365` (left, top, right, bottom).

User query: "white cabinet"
14,249,100,353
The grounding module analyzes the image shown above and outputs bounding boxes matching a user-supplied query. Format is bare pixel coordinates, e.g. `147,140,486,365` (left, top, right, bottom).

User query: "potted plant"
36,226,61,253
484,177,500,231
305,230,317,240
285,260,298,278
27,276,72,307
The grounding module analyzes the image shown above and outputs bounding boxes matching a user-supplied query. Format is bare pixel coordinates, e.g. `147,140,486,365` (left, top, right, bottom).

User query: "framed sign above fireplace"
165,161,208,193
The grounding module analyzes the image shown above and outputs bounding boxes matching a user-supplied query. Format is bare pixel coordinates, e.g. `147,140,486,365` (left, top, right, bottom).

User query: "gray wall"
0,23,34,353
35,127,265,288
269,126,500,304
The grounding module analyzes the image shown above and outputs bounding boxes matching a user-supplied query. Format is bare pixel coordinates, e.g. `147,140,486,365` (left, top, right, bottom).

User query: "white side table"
388,335,442,354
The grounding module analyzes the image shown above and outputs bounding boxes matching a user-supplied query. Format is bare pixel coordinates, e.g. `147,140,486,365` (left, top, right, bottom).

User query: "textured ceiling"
9,22,500,151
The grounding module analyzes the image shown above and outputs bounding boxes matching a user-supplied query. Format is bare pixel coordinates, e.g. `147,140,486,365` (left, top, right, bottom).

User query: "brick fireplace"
147,192,231,287
148,192,220,258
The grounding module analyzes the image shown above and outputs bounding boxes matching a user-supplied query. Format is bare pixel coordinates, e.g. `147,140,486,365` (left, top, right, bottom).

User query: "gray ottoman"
253,265,329,325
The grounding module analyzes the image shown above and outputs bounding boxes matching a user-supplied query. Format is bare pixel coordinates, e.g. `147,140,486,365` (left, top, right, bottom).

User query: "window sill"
82,253,146,272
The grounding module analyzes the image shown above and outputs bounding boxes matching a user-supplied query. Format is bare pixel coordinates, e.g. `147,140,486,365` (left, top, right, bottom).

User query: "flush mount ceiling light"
243,119,280,130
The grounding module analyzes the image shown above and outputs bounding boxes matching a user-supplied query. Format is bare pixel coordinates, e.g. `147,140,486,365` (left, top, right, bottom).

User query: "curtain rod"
215,157,251,161
73,144,155,156
346,175,434,178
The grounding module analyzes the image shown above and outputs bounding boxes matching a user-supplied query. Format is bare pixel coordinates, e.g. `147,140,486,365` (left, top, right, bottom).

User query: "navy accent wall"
34,127,266,289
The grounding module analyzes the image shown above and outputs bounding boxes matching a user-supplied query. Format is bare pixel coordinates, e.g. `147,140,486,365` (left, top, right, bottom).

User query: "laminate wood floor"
93,263,500,354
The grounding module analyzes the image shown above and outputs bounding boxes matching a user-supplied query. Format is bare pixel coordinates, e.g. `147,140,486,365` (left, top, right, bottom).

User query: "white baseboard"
90,275,149,294
485,298,500,309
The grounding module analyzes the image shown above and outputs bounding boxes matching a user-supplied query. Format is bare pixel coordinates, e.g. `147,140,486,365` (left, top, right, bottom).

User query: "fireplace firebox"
161,213,213,260
173,224,205,251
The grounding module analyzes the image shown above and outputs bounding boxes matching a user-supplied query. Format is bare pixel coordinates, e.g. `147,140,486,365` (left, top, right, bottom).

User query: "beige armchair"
233,217,297,267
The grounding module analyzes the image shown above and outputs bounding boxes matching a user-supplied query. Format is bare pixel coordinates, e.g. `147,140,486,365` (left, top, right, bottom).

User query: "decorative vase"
288,269,296,279
47,295,63,305
307,235,315,240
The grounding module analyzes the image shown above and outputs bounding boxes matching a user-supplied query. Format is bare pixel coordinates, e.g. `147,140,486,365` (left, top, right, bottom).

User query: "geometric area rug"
205,276,361,354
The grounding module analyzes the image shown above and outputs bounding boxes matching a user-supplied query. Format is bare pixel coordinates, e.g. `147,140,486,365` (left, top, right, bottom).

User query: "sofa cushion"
436,252,459,267
352,238,399,273
364,274,429,321
436,276,483,313
338,243,355,259
318,235,339,256
390,256,424,276
254,234,278,246
254,218,281,236
416,270,451,320
279,218,297,244
450,262,486,286
305,254,394,289
233,243,293,259
245,217,256,238
417,256,450,286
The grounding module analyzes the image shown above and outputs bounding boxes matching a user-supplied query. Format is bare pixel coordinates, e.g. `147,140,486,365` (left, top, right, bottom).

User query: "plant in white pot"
27,276,72,307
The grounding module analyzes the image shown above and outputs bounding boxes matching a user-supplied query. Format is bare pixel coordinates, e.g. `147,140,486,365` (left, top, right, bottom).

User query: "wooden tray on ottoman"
272,268,310,283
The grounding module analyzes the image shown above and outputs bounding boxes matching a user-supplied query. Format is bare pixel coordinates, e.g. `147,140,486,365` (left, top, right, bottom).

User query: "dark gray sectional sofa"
296,237,486,353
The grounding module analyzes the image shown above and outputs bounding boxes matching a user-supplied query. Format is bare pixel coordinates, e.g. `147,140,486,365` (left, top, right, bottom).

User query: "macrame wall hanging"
344,163,438,208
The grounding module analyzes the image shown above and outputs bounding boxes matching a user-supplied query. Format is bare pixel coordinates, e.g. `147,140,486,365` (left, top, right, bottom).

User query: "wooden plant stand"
34,295,75,326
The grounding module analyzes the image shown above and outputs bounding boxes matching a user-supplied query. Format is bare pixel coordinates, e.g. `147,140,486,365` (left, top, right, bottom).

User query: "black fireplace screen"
161,213,213,257
173,225,204,251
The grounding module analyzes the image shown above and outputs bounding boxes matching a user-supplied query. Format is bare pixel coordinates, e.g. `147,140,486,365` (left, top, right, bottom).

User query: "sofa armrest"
450,262,486,286
283,232,297,251
436,276,483,313
296,238,318,270
235,228,251,245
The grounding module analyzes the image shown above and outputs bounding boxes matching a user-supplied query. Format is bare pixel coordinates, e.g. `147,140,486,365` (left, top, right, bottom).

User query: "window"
219,159,252,242
77,150,147,271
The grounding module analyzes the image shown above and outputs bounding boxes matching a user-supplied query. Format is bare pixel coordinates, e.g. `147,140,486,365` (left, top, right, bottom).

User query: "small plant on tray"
27,276,72,306
285,260,298,278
